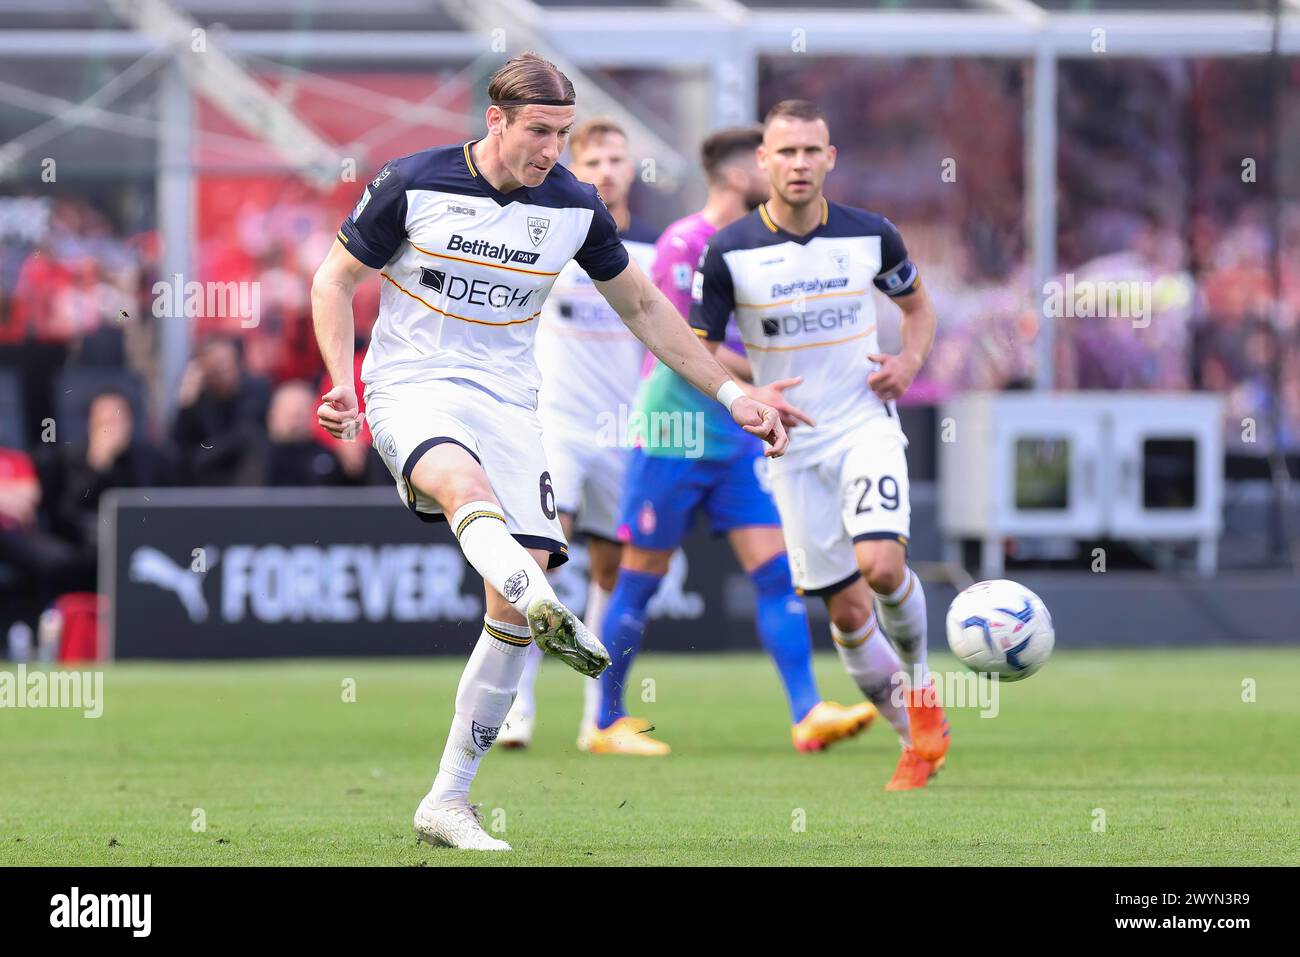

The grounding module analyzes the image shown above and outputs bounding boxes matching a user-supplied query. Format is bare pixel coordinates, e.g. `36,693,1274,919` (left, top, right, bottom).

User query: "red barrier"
55,592,104,663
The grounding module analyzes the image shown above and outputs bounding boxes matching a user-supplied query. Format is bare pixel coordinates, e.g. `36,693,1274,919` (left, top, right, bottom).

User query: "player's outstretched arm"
311,239,377,439
867,285,937,403
703,337,815,431
714,344,753,383
595,259,788,456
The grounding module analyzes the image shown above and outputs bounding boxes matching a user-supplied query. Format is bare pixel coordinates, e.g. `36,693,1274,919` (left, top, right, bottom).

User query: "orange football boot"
885,746,945,791
585,716,670,756
904,681,950,762
791,700,878,752
576,715,650,752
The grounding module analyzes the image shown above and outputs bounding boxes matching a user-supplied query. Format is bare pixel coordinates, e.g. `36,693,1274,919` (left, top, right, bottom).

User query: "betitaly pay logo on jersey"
447,233,542,265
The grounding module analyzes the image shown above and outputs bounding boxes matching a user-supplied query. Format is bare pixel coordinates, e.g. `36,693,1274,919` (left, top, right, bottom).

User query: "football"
945,579,1055,680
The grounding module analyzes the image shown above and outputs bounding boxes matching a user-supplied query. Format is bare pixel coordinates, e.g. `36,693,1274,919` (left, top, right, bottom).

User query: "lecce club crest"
527,216,550,247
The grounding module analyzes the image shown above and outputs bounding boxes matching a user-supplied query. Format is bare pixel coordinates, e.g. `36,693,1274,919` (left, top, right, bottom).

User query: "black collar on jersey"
491,98,575,107
758,198,830,244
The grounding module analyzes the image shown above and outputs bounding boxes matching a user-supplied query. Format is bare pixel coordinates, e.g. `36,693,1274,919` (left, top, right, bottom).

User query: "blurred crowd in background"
1,55,1298,623
762,55,1300,448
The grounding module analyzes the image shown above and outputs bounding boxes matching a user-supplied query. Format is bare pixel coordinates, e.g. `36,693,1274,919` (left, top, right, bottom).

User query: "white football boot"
496,703,534,749
526,598,610,678
413,796,512,852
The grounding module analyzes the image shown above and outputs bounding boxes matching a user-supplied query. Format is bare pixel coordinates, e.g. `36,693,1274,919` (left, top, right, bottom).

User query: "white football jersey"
339,142,629,409
534,217,658,437
690,198,921,472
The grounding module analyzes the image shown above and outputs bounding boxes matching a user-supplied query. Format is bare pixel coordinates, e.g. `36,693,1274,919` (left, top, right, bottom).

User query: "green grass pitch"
1,649,1296,866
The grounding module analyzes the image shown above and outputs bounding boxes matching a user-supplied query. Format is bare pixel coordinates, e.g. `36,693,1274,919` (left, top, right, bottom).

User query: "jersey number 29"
852,475,900,513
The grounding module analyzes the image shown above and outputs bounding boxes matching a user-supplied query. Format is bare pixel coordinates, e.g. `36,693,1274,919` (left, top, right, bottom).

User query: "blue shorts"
616,448,782,550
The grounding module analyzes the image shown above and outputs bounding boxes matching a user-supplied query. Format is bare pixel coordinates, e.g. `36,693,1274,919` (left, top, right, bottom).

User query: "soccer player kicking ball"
690,100,950,791
588,126,877,757
313,53,788,851
496,117,659,750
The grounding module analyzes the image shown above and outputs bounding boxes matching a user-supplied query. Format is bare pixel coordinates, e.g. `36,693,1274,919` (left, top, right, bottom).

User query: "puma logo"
128,546,215,622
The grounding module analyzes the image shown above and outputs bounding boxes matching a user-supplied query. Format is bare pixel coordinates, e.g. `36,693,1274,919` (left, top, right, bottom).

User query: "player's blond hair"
486,52,576,122
569,118,626,159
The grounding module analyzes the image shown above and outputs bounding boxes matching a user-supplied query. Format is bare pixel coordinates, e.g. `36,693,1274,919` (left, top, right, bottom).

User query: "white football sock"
579,581,611,728
430,617,531,803
451,500,557,615
874,567,929,687
832,617,910,741
511,643,543,719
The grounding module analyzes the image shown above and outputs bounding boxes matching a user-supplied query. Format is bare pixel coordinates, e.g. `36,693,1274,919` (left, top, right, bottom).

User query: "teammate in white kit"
497,118,657,749
690,100,951,791
312,53,788,850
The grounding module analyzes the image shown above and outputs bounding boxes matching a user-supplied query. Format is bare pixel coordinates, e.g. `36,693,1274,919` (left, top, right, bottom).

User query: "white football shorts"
540,423,629,542
364,377,569,568
768,416,911,596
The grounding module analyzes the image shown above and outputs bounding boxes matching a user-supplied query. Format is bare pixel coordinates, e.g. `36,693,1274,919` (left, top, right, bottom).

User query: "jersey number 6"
539,471,557,520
